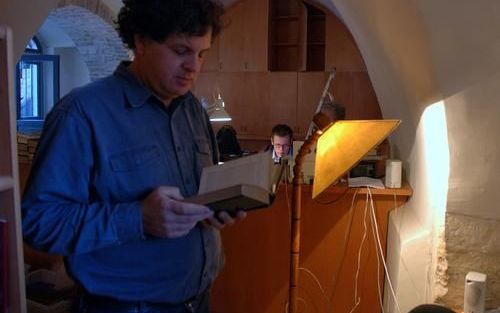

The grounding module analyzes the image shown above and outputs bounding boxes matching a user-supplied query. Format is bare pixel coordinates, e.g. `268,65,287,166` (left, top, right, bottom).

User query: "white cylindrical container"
385,159,402,188
464,271,487,313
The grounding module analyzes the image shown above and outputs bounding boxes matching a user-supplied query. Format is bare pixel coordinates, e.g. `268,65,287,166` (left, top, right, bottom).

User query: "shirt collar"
272,149,281,164
114,61,187,108
272,147,293,164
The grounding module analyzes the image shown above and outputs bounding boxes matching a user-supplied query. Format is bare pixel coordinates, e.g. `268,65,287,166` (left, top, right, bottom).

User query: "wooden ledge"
280,180,413,197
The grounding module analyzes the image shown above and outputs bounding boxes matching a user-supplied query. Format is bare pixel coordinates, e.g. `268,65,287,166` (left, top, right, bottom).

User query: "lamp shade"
208,93,232,122
313,119,401,198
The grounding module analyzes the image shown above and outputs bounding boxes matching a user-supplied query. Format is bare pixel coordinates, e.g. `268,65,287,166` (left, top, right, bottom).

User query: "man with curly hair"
22,1,245,312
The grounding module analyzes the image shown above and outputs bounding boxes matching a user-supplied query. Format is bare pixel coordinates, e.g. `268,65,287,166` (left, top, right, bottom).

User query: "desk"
211,182,412,313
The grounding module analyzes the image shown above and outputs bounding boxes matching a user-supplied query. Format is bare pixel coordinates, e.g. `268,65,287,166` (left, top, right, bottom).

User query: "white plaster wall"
57,47,91,97
322,0,500,310
418,0,500,220
322,0,444,309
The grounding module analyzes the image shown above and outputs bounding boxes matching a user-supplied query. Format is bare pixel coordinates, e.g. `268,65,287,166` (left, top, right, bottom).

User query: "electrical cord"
367,187,402,313
346,191,370,313
329,188,359,303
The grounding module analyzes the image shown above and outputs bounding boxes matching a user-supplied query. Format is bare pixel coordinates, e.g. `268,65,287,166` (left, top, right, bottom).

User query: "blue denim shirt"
21,62,223,303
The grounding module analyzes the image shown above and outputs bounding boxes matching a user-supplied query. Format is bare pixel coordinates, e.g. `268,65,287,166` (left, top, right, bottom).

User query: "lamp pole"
289,68,336,313
289,129,322,313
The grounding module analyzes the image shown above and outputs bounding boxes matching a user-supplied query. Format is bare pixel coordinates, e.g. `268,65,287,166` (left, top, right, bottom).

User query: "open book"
187,152,286,214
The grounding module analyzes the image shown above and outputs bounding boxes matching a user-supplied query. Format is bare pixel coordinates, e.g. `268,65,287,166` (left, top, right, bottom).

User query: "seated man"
216,125,243,162
265,124,293,164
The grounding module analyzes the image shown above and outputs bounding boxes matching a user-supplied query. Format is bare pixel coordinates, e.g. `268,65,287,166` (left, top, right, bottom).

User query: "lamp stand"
289,130,322,313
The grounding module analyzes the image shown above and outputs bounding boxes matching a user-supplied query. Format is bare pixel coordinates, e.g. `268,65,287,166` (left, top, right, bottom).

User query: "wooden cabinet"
0,25,27,313
296,72,327,138
325,13,366,72
268,0,306,71
268,72,298,133
218,0,268,71
194,0,382,142
211,183,413,313
201,36,220,72
326,71,382,120
268,0,326,71
305,3,326,71
193,72,298,139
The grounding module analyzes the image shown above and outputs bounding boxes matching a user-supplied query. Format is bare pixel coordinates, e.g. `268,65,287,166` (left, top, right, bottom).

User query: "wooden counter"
211,182,412,313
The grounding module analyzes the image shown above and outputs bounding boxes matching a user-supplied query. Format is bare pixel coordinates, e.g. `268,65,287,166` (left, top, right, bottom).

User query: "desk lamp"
288,114,400,313
207,93,232,122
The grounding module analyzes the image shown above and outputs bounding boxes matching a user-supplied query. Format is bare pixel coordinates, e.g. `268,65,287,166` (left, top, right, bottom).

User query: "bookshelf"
268,0,326,71
268,0,306,71
0,25,27,313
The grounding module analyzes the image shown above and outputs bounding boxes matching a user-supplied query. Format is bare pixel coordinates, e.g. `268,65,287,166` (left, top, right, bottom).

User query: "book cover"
187,152,286,214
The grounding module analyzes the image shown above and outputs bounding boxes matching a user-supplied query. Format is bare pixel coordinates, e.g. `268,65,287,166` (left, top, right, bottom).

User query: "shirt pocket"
109,145,161,172
194,137,213,169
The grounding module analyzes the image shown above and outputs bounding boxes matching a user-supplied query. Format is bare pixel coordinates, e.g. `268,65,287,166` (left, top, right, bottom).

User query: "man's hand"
142,186,213,238
205,210,247,229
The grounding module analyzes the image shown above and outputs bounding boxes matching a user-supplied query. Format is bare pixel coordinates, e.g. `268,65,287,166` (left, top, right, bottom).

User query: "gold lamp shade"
313,119,401,198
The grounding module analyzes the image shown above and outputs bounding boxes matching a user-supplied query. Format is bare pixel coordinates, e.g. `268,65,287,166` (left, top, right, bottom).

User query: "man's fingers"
156,186,184,201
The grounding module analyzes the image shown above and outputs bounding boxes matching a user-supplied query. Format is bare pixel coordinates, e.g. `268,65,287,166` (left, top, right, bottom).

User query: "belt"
80,290,208,313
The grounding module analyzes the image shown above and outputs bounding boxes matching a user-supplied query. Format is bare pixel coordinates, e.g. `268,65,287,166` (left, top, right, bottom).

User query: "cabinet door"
325,14,366,72
352,71,382,119
219,1,245,71
268,72,297,135
297,72,327,139
328,71,353,117
191,72,219,104
215,72,251,134
219,0,269,72
239,72,271,136
201,36,220,72
243,0,268,71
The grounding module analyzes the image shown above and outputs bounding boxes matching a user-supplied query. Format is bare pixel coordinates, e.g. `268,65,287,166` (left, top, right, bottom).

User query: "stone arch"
48,2,128,81
56,0,116,25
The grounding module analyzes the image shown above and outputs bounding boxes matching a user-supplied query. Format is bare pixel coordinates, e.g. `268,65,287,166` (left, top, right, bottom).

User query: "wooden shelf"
272,15,299,21
271,42,299,47
310,180,413,197
0,175,14,192
307,42,325,46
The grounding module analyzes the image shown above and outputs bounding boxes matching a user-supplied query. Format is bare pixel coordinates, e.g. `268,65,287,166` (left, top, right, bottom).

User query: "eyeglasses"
273,143,290,150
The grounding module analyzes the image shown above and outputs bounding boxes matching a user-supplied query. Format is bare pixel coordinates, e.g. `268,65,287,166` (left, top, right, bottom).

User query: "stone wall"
437,213,500,309
50,3,128,81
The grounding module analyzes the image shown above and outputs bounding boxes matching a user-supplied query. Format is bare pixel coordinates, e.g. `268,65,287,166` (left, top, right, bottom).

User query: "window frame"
16,37,60,132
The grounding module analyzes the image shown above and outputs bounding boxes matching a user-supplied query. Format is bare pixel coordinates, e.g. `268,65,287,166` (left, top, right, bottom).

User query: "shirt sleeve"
22,95,144,256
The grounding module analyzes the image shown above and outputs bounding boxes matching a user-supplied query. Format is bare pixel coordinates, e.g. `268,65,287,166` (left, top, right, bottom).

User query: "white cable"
284,297,307,313
367,188,385,313
367,188,402,313
299,266,332,312
347,191,370,313
329,188,359,303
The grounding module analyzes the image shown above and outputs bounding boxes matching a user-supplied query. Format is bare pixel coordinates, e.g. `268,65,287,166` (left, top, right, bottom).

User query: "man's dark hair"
322,100,346,121
116,0,225,49
217,125,242,156
271,124,293,139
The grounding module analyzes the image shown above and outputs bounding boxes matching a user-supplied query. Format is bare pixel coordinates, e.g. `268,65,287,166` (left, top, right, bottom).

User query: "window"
16,36,59,132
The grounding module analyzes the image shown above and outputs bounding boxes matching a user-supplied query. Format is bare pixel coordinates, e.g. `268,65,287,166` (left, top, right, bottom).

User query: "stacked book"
17,133,40,164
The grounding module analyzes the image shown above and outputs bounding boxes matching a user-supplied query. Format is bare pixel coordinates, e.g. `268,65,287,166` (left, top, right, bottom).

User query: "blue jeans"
74,290,210,313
